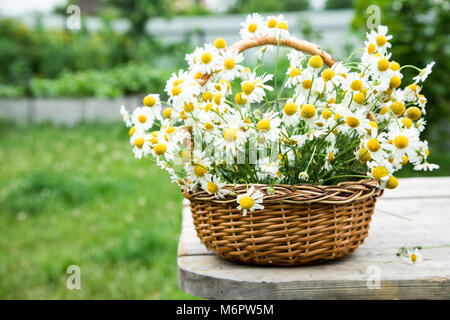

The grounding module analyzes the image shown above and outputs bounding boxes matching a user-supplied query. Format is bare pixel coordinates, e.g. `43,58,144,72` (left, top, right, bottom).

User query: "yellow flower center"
239,195,255,209
378,58,390,71
408,84,420,93
242,81,255,95
350,79,363,91
207,182,219,194
277,21,288,30
390,75,401,89
407,107,421,120
380,107,389,115
425,149,430,157
154,143,167,156
359,148,372,162
165,126,175,134
327,152,334,162
283,102,298,116
390,61,400,71
257,118,271,131
194,164,207,177
214,37,226,49
224,58,235,70
367,139,381,152
201,52,212,64
390,101,405,116
173,79,183,87
401,118,412,129
143,95,156,107
202,91,213,102
301,104,316,119
194,72,202,79
322,108,332,119
171,86,182,96
346,116,360,128
302,79,311,89
402,155,409,165
394,135,408,149
267,18,277,28
308,55,323,69
184,102,195,113
353,92,366,104
322,68,335,82
290,67,300,78
376,35,387,47
134,137,144,149
212,93,221,105
234,92,247,105
138,114,147,123
204,122,213,131
248,23,257,33
180,150,191,162
129,126,136,136
386,176,399,189
162,107,173,119
372,166,388,181
367,43,376,54
224,127,238,142
411,253,417,263
204,103,213,112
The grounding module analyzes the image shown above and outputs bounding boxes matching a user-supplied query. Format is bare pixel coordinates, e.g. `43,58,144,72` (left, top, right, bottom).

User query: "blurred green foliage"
0,16,191,98
227,0,309,13
352,0,450,150
325,0,354,9
30,63,170,98
0,120,197,299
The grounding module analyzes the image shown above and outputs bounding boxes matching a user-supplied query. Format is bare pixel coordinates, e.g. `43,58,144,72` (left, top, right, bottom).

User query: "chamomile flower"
406,248,423,264
131,130,152,159
201,174,230,199
215,115,246,156
281,100,300,126
217,49,244,81
287,49,306,68
366,25,392,54
120,105,132,127
240,13,266,39
132,107,154,130
189,44,220,74
413,61,435,83
256,111,282,142
388,128,421,164
324,146,338,171
265,15,288,39
236,186,264,216
240,73,273,103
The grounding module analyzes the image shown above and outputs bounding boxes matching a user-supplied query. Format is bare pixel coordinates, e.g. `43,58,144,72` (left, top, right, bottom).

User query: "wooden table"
177,177,450,299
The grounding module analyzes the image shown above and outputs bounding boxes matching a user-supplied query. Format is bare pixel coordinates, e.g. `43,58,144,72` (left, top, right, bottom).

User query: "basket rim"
185,178,383,205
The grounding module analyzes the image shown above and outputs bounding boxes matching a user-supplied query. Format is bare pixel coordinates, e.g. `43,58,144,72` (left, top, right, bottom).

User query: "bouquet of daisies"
121,13,438,214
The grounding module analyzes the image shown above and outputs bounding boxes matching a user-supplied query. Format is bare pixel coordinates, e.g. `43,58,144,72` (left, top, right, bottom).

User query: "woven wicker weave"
185,179,383,265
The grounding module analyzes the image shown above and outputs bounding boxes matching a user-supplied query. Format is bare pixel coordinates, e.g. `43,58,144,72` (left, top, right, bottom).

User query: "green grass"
0,120,448,299
0,120,196,299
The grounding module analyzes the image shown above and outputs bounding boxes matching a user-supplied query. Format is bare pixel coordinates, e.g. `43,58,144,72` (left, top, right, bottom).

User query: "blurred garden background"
0,0,449,299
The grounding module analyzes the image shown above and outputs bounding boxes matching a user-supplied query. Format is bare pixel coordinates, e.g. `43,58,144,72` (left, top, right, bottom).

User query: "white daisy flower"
265,15,289,39
366,25,393,55
200,174,230,199
281,99,300,126
217,49,244,81
406,248,423,264
413,61,435,83
236,186,264,216
120,105,132,127
240,73,273,103
256,111,282,143
131,107,154,131
131,130,152,159
240,13,266,39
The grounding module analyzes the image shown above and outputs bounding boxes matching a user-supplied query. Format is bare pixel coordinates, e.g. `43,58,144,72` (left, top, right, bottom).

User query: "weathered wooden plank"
178,178,450,299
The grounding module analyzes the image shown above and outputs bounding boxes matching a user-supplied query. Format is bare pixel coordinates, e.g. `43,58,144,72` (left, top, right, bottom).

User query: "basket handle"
199,35,337,86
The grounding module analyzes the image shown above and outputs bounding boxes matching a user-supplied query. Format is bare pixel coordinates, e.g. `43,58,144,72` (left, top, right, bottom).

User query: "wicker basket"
183,36,382,265
186,180,383,266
